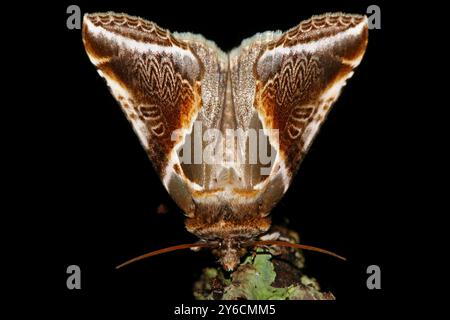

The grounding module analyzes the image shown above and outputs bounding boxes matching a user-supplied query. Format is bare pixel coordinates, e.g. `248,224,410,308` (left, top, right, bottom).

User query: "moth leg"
259,231,281,241
258,232,295,256
260,229,298,243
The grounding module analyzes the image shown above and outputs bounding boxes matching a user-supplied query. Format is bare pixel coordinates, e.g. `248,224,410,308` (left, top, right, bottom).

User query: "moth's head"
212,237,248,271
183,202,271,270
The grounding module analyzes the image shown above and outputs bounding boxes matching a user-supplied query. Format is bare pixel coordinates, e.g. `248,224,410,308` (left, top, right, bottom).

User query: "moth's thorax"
185,201,271,240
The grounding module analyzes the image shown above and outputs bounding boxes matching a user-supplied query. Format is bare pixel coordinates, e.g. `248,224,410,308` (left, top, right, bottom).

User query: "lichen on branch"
193,226,335,300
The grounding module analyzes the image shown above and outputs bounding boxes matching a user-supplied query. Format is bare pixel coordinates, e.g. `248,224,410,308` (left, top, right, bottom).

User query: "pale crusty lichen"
193,227,335,300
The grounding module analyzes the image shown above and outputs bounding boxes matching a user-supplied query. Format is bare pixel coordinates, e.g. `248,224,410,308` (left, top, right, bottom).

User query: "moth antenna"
248,240,346,261
116,242,213,269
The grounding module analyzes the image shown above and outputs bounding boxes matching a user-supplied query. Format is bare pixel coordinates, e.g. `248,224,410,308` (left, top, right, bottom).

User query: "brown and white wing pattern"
82,12,368,227
250,13,369,213
82,13,226,216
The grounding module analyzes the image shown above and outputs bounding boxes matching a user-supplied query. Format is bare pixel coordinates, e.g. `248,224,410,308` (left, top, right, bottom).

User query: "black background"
24,0,406,317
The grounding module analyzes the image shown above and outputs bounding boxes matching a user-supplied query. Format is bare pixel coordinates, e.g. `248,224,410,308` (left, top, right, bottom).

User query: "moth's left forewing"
253,13,368,212
82,13,213,216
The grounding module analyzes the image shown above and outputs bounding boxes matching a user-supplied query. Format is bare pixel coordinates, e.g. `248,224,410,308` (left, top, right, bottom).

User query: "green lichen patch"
194,233,335,300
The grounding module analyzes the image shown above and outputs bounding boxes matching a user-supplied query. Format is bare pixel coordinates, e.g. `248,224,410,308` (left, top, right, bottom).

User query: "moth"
82,12,368,271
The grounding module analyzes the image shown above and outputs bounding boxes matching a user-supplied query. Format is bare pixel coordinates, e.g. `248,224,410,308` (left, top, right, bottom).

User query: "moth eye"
257,199,263,210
